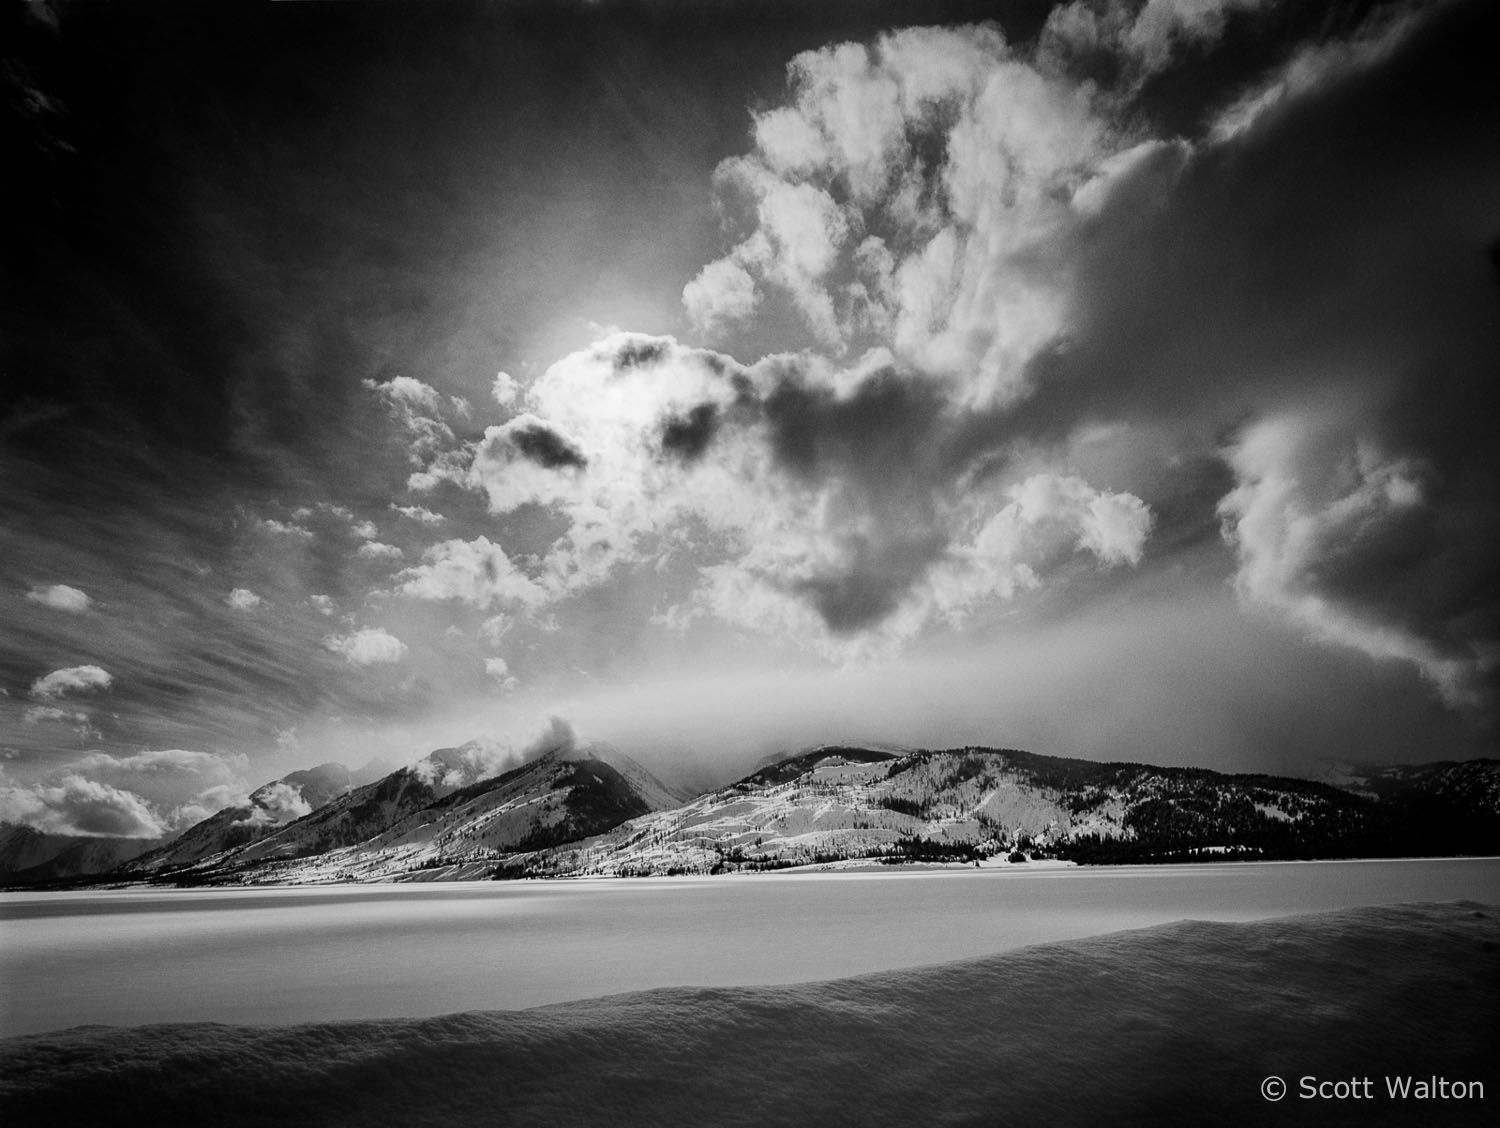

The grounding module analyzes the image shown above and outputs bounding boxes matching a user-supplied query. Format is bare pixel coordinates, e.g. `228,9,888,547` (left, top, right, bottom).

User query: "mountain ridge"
14,743,1498,888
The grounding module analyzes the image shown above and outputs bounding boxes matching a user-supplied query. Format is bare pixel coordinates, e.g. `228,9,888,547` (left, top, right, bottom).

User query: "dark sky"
2,0,1496,836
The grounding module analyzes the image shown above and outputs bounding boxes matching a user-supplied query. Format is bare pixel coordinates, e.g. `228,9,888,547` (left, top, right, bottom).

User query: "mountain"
491,746,1500,878
1,824,165,885
152,741,681,885
112,742,1500,886
125,762,354,875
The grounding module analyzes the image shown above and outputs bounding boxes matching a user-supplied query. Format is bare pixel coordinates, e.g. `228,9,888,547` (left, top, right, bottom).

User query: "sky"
2,0,1497,838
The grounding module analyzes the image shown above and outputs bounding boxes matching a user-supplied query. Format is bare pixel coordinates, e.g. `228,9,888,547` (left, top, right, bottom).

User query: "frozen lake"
3,858,1498,1037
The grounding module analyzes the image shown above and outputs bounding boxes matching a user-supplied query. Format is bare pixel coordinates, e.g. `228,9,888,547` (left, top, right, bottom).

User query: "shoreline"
6,852,1500,895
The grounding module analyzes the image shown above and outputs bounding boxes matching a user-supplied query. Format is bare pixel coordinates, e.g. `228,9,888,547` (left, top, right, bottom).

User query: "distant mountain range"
0,825,165,884
3,744,1496,887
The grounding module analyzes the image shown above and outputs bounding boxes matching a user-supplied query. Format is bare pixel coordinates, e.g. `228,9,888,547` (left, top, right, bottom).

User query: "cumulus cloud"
323,627,409,667
688,23,1112,406
683,257,759,338
0,747,255,837
413,330,1152,655
492,371,521,408
25,583,90,612
395,536,545,610
30,664,112,700
227,588,262,611
0,774,166,837
69,748,252,825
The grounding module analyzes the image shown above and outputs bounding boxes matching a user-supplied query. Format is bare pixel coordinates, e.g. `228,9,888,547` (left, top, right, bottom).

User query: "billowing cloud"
395,536,544,610
239,779,312,827
25,584,91,612
323,627,409,667
0,774,166,837
414,331,1152,655
30,664,112,700
1219,409,1492,708
0,747,253,836
71,748,252,824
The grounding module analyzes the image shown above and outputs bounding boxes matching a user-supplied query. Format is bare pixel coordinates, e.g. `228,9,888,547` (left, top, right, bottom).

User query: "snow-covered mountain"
494,746,1500,877
106,742,1500,886
125,762,354,875
153,740,682,884
0,824,165,884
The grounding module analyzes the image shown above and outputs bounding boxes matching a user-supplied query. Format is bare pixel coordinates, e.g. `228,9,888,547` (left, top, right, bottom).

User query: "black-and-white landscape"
2,0,1497,1123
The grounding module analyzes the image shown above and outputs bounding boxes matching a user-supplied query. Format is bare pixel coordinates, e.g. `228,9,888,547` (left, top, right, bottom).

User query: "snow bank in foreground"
2,902,1496,1127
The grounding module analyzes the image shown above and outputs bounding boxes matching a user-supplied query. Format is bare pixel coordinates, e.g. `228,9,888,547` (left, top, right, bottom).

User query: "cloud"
414,331,1152,655
240,779,312,827
0,774,166,837
1039,0,1271,81
395,536,545,610
1209,3,1421,141
484,657,519,693
1219,409,1492,709
25,583,91,612
683,257,759,338
364,375,456,464
227,588,262,611
356,541,404,561
365,375,440,411
1027,0,1500,714
479,614,512,646
22,705,96,742
70,748,252,824
0,747,256,837
521,715,576,760
492,371,521,408
390,504,445,525
323,627,409,667
257,518,313,539
30,664,112,700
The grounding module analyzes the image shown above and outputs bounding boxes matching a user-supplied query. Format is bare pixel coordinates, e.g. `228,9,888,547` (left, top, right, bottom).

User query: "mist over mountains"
4,739,1494,887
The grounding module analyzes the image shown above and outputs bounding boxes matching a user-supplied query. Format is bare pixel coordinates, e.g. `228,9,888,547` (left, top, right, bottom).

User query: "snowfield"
2,901,1495,1127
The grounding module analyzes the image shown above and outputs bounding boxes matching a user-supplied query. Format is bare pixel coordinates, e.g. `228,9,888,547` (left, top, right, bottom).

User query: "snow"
2,901,1495,1126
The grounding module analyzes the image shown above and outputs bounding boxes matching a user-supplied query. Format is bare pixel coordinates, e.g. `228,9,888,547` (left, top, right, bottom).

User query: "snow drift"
1,901,1494,1127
